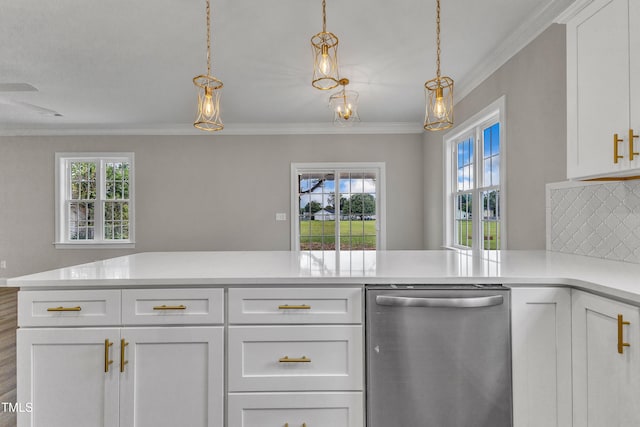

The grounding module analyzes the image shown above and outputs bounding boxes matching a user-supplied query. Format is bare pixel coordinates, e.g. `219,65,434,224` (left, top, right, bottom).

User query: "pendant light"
311,0,340,90
329,78,360,126
193,0,223,131
424,0,454,131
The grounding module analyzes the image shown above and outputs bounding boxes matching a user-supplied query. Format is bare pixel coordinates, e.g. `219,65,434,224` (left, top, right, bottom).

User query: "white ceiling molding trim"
455,0,576,103
553,0,595,23
0,122,424,137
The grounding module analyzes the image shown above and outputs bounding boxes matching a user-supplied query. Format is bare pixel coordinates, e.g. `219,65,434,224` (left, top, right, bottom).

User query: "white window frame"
291,162,386,251
443,96,506,250
55,152,135,249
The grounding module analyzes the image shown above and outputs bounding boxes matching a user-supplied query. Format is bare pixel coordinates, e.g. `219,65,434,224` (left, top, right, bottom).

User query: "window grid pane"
481,190,501,249
298,169,377,251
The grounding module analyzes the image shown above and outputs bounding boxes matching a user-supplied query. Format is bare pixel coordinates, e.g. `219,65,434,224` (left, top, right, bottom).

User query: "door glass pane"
339,171,376,250
298,172,336,250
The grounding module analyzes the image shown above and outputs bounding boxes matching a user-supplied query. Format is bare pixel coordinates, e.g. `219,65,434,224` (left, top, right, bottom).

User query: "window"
444,97,505,250
55,153,134,248
291,163,386,251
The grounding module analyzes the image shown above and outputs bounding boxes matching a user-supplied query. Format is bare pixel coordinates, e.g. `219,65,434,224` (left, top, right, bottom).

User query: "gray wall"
0,133,424,277
424,24,567,249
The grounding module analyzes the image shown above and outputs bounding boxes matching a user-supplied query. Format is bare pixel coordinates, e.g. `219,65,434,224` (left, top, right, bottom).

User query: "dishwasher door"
366,286,512,427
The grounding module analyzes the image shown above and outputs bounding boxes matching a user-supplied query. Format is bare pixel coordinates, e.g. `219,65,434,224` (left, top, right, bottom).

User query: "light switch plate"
275,213,287,221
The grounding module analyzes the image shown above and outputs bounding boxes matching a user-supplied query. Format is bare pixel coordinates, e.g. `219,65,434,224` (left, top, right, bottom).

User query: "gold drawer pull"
618,314,631,354
47,306,81,312
120,339,129,372
279,356,311,363
284,424,307,427
630,129,639,161
614,133,624,163
278,304,311,310
104,339,113,373
153,304,187,310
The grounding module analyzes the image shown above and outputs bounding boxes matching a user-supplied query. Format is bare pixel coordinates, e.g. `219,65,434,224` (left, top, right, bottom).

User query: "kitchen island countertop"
6,250,640,305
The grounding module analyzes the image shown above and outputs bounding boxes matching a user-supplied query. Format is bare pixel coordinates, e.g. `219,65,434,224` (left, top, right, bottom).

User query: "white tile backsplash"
547,180,640,263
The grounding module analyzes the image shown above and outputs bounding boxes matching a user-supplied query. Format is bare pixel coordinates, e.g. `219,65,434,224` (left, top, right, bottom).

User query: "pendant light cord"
322,0,327,33
436,0,441,79
206,0,212,77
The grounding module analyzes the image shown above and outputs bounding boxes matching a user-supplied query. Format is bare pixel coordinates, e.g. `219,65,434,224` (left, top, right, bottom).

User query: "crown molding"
455,0,575,103
0,121,425,137
554,0,594,23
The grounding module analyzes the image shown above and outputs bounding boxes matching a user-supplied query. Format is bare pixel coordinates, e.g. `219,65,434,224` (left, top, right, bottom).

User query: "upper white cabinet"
572,290,640,426
566,0,640,179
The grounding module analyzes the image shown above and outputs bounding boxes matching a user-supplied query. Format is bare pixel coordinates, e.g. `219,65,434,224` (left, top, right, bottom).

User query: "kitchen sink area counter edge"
6,250,640,305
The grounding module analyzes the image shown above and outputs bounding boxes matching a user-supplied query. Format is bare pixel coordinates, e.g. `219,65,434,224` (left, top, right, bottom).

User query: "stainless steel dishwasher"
366,285,512,427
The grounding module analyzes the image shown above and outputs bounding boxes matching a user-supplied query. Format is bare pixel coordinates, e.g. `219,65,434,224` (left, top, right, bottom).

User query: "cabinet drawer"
18,290,121,327
228,287,362,324
122,288,224,325
228,392,364,427
228,325,363,392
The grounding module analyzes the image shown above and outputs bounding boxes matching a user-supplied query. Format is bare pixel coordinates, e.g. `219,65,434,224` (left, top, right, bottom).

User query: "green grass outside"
456,220,501,250
299,220,376,250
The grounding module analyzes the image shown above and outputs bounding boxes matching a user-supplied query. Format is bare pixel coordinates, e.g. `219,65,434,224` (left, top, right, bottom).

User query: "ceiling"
0,0,576,135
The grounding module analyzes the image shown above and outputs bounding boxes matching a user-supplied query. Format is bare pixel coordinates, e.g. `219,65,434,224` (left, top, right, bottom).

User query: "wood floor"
0,288,17,427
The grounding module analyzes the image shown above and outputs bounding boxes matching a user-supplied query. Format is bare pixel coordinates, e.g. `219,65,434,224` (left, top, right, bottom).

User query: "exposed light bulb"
202,87,215,118
319,44,331,75
432,87,447,120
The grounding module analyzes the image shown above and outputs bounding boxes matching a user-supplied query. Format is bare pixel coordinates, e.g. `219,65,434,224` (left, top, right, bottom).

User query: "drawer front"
122,288,224,325
228,287,362,324
228,325,363,392
228,392,364,427
18,290,121,327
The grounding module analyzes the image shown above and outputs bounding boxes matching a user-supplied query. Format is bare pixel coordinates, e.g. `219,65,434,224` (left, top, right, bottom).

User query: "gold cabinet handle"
47,306,81,312
279,356,311,363
630,129,639,161
278,304,311,310
618,314,631,354
152,304,187,310
614,133,624,163
104,339,113,373
120,339,129,372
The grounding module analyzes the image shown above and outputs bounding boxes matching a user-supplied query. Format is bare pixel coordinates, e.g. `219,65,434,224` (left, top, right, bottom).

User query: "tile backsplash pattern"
548,181,640,263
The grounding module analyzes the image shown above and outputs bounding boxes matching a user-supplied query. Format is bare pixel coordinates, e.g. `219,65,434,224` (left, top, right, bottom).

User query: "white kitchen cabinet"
228,392,364,427
227,287,364,427
572,290,640,426
511,287,572,427
119,327,224,427
17,328,121,427
17,289,225,427
566,0,640,179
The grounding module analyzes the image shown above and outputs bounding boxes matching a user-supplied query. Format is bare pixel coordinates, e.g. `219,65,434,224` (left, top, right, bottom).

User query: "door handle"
614,133,624,163
120,339,129,372
618,314,631,354
630,129,639,161
375,295,504,308
104,339,113,373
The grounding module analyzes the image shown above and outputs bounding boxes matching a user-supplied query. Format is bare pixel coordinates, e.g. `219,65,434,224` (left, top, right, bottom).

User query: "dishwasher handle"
375,294,504,308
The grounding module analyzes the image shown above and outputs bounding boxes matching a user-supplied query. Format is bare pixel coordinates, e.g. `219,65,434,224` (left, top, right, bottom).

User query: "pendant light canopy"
311,0,340,90
329,78,360,126
193,0,223,132
424,0,454,131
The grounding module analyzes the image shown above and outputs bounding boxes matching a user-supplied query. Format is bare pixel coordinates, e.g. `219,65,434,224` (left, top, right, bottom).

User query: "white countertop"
6,250,640,304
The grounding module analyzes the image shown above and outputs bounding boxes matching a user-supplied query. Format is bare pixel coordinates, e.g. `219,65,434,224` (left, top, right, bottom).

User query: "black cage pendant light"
424,0,454,131
193,0,223,131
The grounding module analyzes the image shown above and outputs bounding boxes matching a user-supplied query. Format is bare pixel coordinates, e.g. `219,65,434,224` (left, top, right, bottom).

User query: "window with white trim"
444,97,505,250
292,163,386,251
55,153,134,248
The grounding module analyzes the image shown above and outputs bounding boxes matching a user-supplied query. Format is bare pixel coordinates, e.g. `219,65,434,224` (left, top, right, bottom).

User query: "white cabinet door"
631,0,640,160
511,287,572,427
566,0,630,178
119,327,224,427
572,291,640,426
17,328,120,427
